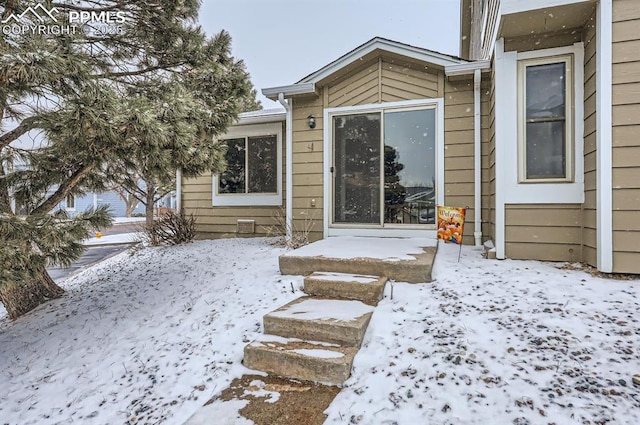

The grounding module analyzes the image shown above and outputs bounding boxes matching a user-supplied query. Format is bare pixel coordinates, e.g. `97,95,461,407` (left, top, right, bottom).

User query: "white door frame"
322,98,445,238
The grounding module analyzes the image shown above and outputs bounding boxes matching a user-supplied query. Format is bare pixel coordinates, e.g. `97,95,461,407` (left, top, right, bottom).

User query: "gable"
263,37,465,100
324,54,442,108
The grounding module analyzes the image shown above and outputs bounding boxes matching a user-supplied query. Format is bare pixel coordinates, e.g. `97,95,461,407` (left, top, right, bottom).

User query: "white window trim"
322,98,444,239
212,122,283,207
65,194,76,211
496,42,584,206
517,54,574,183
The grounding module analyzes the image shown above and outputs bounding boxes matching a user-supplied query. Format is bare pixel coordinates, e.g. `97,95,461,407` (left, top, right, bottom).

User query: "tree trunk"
145,183,156,227
0,265,64,320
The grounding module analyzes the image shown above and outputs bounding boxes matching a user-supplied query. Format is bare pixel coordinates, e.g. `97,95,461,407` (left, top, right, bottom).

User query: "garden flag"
437,206,466,244
437,206,466,262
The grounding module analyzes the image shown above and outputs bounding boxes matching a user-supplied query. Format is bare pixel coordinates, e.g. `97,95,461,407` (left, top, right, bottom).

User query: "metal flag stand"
457,205,470,263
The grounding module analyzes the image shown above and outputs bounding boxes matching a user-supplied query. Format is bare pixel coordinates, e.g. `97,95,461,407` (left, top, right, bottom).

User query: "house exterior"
55,191,146,218
182,0,640,275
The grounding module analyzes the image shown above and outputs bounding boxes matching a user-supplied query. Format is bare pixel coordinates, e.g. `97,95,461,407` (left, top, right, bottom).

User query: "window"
518,55,573,182
66,194,76,210
212,122,282,206
218,136,278,194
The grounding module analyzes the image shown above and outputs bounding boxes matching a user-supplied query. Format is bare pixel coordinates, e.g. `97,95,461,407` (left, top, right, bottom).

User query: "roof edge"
445,60,491,76
235,110,286,125
297,37,467,84
262,82,317,100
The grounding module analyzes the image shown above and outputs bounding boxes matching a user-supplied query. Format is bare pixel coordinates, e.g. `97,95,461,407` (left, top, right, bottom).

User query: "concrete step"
263,297,374,347
304,272,387,306
279,237,437,283
244,336,358,386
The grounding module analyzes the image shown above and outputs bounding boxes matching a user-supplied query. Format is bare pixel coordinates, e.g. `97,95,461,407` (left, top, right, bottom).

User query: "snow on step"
304,272,388,306
263,297,374,347
267,297,373,322
291,349,345,359
310,272,380,284
279,237,436,283
244,337,358,385
281,236,435,261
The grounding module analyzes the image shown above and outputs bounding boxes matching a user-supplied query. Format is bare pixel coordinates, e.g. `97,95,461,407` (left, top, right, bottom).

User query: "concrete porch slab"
279,236,437,283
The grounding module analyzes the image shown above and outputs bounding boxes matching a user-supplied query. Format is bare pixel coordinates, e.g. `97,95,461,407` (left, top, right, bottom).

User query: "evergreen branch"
94,63,186,79
51,1,136,13
0,118,38,149
31,164,96,215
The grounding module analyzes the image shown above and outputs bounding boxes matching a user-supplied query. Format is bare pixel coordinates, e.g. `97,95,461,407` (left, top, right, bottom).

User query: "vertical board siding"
326,58,441,108
582,10,598,267
505,204,583,262
612,0,640,273
181,122,287,239
444,78,491,245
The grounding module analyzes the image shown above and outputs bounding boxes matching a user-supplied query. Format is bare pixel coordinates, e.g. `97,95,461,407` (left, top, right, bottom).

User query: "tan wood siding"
612,0,640,273
444,78,491,245
181,122,287,239
582,11,598,267
380,61,439,102
326,57,443,108
505,204,583,262
327,60,379,108
292,94,325,241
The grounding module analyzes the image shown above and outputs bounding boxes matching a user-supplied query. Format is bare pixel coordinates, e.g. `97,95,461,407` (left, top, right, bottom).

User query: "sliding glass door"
332,106,436,228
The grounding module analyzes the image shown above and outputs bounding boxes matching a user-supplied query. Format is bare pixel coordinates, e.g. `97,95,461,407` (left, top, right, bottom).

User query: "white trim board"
502,0,593,15
596,0,613,273
494,39,510,259
322,98,445,238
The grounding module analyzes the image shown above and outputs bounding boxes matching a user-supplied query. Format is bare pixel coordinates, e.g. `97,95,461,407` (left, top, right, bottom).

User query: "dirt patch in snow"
212,374,340,425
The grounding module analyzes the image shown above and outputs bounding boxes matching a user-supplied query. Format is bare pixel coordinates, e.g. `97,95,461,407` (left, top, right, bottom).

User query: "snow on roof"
237,107,286,119
234,107,286,125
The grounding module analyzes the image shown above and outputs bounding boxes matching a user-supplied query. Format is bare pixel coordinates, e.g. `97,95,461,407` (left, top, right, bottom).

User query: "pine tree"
0,0,258,318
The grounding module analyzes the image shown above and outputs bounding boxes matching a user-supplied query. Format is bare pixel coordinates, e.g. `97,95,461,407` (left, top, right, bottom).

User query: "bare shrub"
140,210,196,246
264,207,316,249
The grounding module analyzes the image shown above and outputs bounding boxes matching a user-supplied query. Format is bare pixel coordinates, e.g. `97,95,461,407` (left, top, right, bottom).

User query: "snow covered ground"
113,217,147,224
1,238,639,425
84,232,142,246
0,238,300,425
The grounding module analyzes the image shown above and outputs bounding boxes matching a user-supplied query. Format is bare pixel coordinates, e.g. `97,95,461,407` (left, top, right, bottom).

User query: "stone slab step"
244,336,358,386
279,237,437,283
304,272,387,306
263,297,374,347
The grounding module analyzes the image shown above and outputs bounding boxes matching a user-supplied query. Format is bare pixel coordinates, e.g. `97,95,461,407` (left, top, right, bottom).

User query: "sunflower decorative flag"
437,206,466,244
